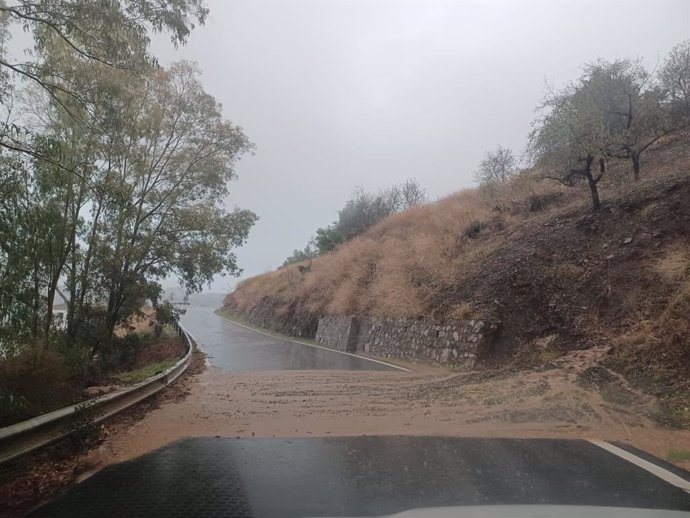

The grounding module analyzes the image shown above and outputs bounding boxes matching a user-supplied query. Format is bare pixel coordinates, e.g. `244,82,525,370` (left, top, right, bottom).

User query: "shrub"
527,192,565,212
95,334,142,374
464,220,486,239
0,346,72,426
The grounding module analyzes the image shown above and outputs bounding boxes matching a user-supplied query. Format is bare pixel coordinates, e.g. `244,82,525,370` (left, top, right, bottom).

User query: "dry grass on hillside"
228,141,690,329
612,241,690,358
229,172,577,319
225,140,690,344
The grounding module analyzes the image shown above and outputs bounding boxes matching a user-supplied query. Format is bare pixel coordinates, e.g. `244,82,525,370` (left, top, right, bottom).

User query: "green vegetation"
0,1,255,426
667,448,690,462
115,359,178,385
529,52,690,210
283,179,426,266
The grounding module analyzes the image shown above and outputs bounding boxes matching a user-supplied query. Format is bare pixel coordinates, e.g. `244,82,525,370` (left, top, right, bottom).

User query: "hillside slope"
224,144,690,424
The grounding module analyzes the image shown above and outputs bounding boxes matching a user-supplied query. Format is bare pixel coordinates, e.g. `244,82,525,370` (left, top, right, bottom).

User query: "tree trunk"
584,157,601,211
631,151,641,181
31,257,40,338
44,278,58,338
105,288,125,338
71,196,103,339
587,177,601,211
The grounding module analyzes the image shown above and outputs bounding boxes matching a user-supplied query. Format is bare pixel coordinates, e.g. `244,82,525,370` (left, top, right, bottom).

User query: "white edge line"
215,313,411,372
588,439,690,493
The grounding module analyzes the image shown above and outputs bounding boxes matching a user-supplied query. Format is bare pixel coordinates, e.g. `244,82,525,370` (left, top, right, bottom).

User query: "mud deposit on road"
89,347,690,472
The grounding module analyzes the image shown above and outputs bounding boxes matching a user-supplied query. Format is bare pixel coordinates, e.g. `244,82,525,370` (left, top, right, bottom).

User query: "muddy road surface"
83,305,690,471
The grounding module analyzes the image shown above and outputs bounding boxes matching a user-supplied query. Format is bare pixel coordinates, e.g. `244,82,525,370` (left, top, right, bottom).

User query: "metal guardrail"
0,321,195,466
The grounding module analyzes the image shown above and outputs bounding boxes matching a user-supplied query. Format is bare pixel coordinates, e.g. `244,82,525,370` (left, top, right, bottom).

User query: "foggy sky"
151,0,689,293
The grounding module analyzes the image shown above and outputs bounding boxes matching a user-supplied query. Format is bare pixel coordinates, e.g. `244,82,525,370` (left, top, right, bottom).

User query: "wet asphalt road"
179,305,395,372
27,304,690,516
30,436,690,517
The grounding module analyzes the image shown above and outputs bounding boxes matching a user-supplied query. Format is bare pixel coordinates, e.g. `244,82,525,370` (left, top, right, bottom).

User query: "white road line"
216,315,412,372
588,439,690,493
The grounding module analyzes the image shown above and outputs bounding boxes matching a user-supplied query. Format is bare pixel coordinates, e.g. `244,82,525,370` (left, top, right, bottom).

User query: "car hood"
325,505,690,518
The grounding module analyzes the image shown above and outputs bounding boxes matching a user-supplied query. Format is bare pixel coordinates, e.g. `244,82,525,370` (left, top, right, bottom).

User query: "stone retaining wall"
315,316,498,368
313,315,359,352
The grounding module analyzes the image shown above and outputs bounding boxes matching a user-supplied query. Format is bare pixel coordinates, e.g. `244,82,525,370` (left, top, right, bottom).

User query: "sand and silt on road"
25,303,690,516
83,304,690,470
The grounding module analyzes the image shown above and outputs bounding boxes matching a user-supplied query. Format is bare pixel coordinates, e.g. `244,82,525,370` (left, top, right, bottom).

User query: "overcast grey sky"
152,0,689,293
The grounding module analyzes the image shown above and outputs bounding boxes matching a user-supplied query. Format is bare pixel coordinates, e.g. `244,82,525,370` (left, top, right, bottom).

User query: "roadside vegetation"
115,359,178,385
225,42,690,424
667,449,690,462
0,1,254,426
283,179,426,266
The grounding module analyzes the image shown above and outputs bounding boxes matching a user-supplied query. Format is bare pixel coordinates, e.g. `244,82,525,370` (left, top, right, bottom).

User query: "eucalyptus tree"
0,0,208,90
76,61,257,336
0,134,94,340
0,151,34,337
0,4,258,346
0,57,257,343
0,0,208,157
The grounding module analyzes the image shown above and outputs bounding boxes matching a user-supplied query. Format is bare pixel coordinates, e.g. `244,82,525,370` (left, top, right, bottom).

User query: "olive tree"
582,59,670,181
529,78,610,211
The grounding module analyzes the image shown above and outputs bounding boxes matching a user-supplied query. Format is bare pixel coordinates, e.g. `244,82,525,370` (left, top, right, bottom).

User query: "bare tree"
399,178,426,207
659,39,690,125
474,146,516,186
383,178,426,212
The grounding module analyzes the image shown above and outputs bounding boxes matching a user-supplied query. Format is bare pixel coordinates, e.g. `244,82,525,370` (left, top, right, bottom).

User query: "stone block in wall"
315,315,359,352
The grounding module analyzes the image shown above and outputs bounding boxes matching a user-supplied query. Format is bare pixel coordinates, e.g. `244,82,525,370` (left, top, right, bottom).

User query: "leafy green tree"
313,224,342,254
283,245,317,267
0,0,208,158
73,61,257,335
0,152,34,337
0,0,207,86
0,59,257,344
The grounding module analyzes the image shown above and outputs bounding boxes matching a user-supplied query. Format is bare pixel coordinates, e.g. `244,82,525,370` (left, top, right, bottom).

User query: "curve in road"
180,305,400,372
